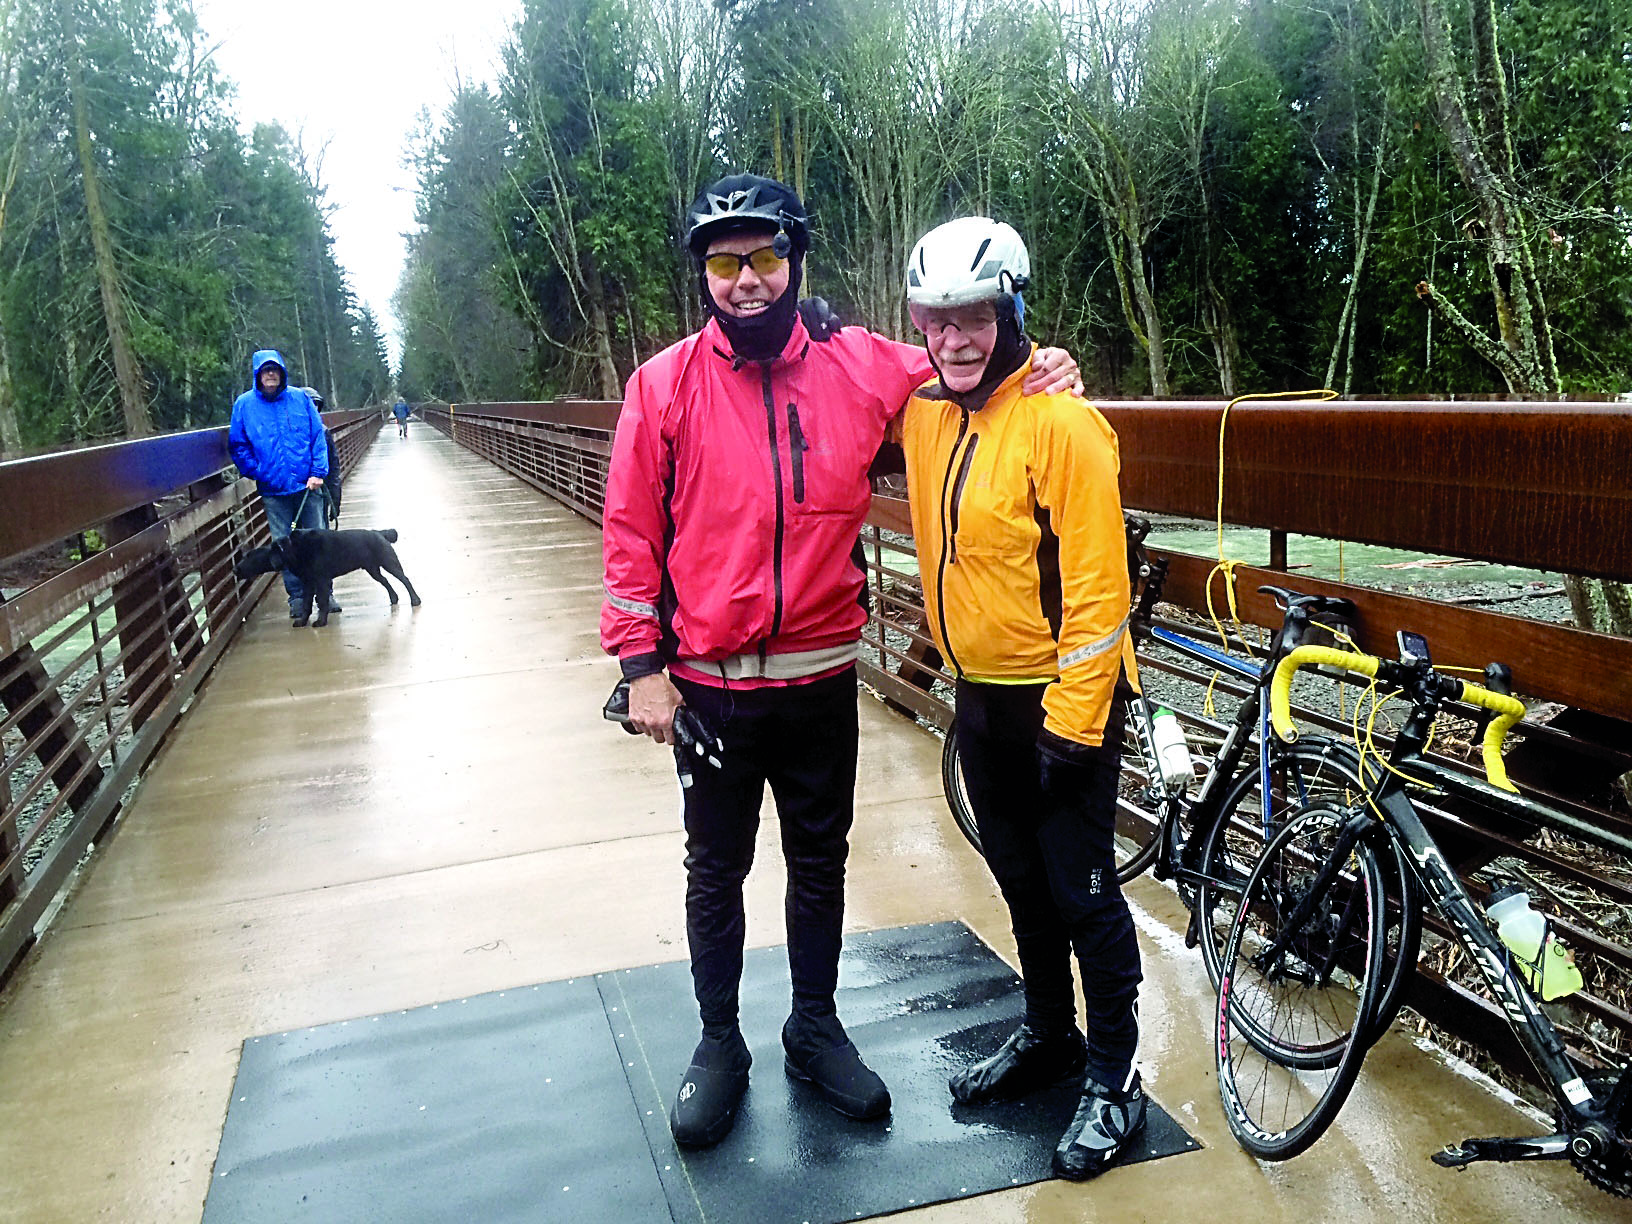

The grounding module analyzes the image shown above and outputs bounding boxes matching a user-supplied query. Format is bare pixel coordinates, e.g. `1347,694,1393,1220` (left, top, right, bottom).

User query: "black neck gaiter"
702,254,804,364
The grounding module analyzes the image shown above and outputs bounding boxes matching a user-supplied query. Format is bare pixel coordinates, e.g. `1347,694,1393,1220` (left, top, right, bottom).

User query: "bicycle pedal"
1431,1144,1479,1169
1183,908,1201,949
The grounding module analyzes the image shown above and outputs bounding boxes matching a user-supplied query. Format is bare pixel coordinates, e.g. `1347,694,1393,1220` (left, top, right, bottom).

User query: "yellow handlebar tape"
1455,682,1526,793
1269,646,1378,743
1268,645,1526,793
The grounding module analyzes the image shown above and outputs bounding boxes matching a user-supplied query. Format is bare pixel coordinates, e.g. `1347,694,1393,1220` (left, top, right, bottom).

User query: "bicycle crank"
1431,1132,1571,1169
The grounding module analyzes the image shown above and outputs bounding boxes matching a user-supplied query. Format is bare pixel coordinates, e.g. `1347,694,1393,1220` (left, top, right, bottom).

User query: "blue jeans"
262,489,328,611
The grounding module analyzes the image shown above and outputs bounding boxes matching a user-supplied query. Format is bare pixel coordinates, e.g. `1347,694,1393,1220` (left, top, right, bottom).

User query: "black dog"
235,528,421,627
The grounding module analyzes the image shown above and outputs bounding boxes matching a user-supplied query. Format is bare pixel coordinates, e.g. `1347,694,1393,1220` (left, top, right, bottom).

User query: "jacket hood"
251,349,289,400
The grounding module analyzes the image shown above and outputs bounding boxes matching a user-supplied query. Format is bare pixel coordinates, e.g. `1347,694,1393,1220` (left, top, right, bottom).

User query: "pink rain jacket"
602,315,931,684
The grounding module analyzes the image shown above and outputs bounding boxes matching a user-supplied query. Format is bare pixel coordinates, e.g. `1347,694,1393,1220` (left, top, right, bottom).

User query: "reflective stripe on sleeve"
604,583,658,620
1059,615,1129,671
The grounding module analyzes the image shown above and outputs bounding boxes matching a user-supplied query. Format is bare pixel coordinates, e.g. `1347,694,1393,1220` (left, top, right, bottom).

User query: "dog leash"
290,485,334,528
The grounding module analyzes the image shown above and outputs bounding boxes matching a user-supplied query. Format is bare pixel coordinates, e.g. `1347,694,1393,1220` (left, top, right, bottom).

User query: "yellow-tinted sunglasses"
704,245,788,280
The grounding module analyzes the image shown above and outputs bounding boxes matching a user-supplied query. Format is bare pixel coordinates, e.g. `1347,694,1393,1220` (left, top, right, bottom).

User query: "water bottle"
1149,707,1193,791
1485,885,1584,1001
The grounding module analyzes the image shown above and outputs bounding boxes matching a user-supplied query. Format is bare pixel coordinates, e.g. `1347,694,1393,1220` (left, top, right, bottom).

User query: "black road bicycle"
1215,633,1632,1194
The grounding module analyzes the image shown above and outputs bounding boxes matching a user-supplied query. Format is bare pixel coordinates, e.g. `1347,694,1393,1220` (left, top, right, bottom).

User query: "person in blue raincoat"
393,397,410,437
229,349,334,620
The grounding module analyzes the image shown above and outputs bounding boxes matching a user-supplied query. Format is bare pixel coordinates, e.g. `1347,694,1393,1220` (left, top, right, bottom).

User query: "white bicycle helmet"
905,217,1030,307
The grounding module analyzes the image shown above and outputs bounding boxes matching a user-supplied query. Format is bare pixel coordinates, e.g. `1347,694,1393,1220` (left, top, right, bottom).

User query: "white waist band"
679,642,860,682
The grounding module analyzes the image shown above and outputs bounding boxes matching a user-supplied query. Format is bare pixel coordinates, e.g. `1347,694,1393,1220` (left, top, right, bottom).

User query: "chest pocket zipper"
946,433,980,564
787,402,808,504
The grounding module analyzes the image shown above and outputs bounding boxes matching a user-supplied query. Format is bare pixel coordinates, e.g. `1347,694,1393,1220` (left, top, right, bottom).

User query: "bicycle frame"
1261,687,1628,1160
1136,617,1342,888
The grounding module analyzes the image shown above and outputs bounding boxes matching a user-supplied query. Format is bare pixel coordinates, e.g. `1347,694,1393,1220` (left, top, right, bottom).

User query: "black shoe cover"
782,1014,890,1120
1052,1071,1146,1181
949,1023,1087,1106
669,1029,751,1149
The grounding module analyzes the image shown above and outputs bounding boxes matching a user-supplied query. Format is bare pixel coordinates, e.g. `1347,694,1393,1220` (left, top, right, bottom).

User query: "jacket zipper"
762,366,786,638
934,409,972,677
947,433,979,565
787,402,807,504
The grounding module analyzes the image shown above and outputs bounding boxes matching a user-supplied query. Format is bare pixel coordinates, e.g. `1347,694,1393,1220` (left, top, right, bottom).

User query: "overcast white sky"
193,0,523,367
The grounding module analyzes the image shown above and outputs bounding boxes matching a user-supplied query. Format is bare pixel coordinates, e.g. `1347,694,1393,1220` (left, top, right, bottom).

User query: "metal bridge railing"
423,395,1632,1085
0,409,384,979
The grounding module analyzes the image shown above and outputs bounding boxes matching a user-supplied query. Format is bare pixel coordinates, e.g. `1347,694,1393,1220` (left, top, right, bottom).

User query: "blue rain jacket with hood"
229,350,329,496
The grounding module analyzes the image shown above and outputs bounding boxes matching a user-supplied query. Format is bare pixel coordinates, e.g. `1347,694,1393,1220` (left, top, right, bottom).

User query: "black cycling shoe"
669,1029,752,1149
1052,1071,1146,1181
782,1014,890,1120
949,1023,1087,1106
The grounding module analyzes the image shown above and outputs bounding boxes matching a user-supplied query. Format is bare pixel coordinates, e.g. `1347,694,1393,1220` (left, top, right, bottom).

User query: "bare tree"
62,0,151,436
1414,0,1631,632
1049,0,1187,396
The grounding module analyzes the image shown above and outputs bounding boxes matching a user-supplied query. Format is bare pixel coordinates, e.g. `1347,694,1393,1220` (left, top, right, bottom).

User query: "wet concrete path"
0,426,1620,1222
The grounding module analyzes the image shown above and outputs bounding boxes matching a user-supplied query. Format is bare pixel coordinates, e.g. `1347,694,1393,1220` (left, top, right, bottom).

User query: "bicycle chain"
1568,1076,1632,1197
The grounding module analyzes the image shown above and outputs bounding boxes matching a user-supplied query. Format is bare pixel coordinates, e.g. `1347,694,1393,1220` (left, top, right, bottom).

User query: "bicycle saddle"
1258,585,1357,621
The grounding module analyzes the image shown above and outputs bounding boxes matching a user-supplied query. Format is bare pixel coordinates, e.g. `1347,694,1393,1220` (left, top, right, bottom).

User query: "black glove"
798,296,843,342
1036,727,1116,794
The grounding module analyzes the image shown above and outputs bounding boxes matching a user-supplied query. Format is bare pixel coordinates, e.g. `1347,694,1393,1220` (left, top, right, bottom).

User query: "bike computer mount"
1397,630,1432,670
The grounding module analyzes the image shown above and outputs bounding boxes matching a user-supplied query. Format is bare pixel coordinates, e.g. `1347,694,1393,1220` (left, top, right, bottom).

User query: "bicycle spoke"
1217,803,1386,1160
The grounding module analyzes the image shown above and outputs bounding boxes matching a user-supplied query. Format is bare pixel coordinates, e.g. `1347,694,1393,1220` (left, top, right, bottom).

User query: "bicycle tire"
941,709,1169,884
1216,802,1386,1160
1109,692,1169,883
1191,738,1421,1054
941,728,982,855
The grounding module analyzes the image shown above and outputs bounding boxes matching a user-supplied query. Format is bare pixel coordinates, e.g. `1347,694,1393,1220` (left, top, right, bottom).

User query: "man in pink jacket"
601,174,1078,1148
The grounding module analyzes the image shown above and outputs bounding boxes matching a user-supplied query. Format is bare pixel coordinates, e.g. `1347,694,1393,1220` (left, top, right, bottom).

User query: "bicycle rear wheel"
942,706,1171,884
1216,802,1386,1160
1109,691,1171,882
1191,738,1420,1049
941,728,983,855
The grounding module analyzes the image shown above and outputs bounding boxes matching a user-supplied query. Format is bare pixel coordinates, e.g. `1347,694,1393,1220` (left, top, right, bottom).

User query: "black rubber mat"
604,921,1198,1224
206,922,1198,1223
204,976,669,1223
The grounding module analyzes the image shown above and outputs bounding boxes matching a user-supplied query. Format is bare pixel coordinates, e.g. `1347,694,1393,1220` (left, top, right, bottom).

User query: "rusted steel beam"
1154,550,1632,721
0,410,379,567
0,595,103,821
448,400,620,432
1096,399,1632,583
0,429,232,566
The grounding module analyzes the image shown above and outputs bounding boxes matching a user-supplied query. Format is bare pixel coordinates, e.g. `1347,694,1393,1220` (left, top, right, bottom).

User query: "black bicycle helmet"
686,173,808,258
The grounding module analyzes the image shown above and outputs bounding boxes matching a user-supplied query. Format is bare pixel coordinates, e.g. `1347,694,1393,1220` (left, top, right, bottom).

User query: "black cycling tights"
672,668,859,1036
953,679,1142,1087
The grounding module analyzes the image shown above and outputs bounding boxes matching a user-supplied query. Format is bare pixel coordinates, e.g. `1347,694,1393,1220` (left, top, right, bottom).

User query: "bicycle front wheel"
1216,802,1386,1161
1191,737,1420,1049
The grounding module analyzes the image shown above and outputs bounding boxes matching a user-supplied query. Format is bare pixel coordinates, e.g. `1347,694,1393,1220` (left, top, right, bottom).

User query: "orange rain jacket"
900,353,1131,747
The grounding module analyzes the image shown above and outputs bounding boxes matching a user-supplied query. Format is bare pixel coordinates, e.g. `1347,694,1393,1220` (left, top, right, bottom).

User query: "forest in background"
2,0,1627,453
0,0,391,453
397,0,1632,405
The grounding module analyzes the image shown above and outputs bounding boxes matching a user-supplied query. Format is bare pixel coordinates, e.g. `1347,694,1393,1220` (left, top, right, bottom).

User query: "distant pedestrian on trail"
393,397,410,437
229,350,335,622
601,173,1083,1152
